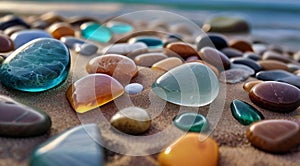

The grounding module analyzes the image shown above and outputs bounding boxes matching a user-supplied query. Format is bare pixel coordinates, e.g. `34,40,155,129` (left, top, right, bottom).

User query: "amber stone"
48,22,75,39
199,47,231,70
247,119,300,153
243,80,264,92
258,60,288,71
152,57,183,72
86,54,138,84
249,81,300,112
230,40,253,52
0,34,14,52
66,74,124,113
165,42,198,58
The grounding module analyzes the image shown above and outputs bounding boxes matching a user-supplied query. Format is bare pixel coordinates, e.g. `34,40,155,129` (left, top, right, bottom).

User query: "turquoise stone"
0,38,70,92
152,62,219,107
30,124,104,166
107,22,133,34
173,112,208,132
81,22,112,43
130,36,163,49
230,99,264,125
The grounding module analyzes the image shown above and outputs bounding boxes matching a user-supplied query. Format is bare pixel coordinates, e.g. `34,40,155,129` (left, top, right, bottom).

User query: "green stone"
230,99,264,125
107,22,133,34
81,22,112,43
152,62,219,107
173,112,208,132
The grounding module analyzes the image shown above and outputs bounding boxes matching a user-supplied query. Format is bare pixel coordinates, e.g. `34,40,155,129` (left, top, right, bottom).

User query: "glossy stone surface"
0,38,70,92
231,57,262,73
158,133,218,166
66,74,124,113
0,95,51,137
30,124,104,166
196,33,229,51
0,34,14,52
107,21,133,34
152,57,183,72
86,54,138,84
134,52,167,67
173,112,208,132
10,29,52,48
243,80,264,92
230,64,255,76
203,15,249,33
60,36,85,49
125,83,143,95
255,70,294,81
81,22,112,43
110,107,151,134
258,60,288,71
152,62,219,107
230,99,264,125
75,42,98,56
199,47,231,70
219,69,251,84
249,81,300,112
221,47,243,58
230,40,253,52
0,15,30,30
48,22,75,39
166,42,198,58
247,120,300,153
102,42,148,58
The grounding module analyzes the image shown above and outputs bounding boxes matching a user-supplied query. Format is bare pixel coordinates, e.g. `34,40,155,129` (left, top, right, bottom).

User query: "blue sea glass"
107,22,133,34
81,22,112,43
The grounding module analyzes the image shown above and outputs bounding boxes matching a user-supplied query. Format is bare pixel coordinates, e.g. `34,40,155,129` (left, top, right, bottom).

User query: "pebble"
47,22,75,39
10,29,52,48
68,16,99,27
152,62,219,107
158,133,218,166
110,107,151,134
243,80,264,92
219,68,251,84
173,112,208,132
129,36,163,49
75,42,98,56
221,47,243,58
277,76,300,89
287,63,300,73
0,34,14,52
151,57,183,72
40,12,65,24
0,15,30,30
258,60,288,71
199,47,231,70
165,42,198,58
255,70,294,81
247,119,300,153
102,42,148,58
196,33,229,51
0,38,70,92
231,57,262,73
134,52,167,67
185,55,199,62
231,63,255,76
230,39,253,52
66,74,124,113
243,52,261,61
86,54,138,84
262,51,292,63
125,83,144,95
230,99,264,125
0,95,51,137
81,22,112,43
30,124,104,166
203,15,249,33
3,25,26,36
107,21,133,34
249,81,300,112
60,36,85,49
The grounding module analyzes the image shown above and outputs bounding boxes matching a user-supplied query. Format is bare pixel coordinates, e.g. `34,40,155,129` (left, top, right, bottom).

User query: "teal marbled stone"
230,99,264,125
30,124,104,166
130,36,163,48
107,22,133,34
0,38,70,92
152,62,219,107
81,22,112,43
173,112,208,132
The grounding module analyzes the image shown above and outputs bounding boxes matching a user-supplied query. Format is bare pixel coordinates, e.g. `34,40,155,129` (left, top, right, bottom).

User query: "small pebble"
221,47,243,58
60,36,85,49
196,33,229,50
48,22,75,39
0,34,14,52
255,70,294,81
230,39,253,52
243,80,264,92
152,57,183,72
40,12,65,24
107,21,133,34
102,42,148,59
75,42,98,56
262,51,292,63
199,47,231,70
10,29,52,48
243,52,261,61
3,25,26,36
219,68,251,84
231,57,262,73
230,63,255,76
125,83,143,95
134,52,167,67
173,112,208,132
166,42,198,58
258,60,288,71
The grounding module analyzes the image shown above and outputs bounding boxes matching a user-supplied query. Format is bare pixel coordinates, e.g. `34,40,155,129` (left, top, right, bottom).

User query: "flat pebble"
230,63,255,76
230,39,253,52
243,80,264,92
220,68,250,84
48,22,75,39
0,34,14,52
173,112,208,132
75,42,98,56
221,47,243,58
258,60,288,71
134,52,167,67
166,42,198,58
10,29,52,48
102,42,148,59
277,76,300,89
287,63,300,73
152,57,183,72
106,21,133,34
262,51,293,63
243,52,261,61
196,33,229,50
199,47,231,70
60,36,85,49
231,57,262,73
125,83,143,95
255,70,294,81
129,36,162,49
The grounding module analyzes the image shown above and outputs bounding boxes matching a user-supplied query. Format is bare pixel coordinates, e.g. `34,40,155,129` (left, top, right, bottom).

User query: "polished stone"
221,47,243,58
258,60,288,71
255,70,294,81
125,83,144,95
166,42,198,58
129,36,163,49
152,57,183,72
203,15,249,33
10,29,52,48
262,51,292,63
199,47,231,70
0,15,30,30
134,52,167,67
243,80,264,92
81,22,112,43
249,81,300,112
66,74,124,113
0,38,70,92
60,36,85,49
110,107,151,134
219,69,251,84
231,57,262,73
0,34,14,52
196,33,229,51
102,42,148,58
30,124,104,166
152,62,219,107
107,21,133,34
230,64,255,76
48,22,75,39
173,112,208,132
75,42,98,56
0,95,51,137
243,52,261,61
247,119,300,153
230,40,253,52
230,99,264,125
158,133,218,166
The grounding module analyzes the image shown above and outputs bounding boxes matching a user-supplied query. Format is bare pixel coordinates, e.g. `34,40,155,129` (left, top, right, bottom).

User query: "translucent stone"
81,22,112,43
107,21,133,34
0,38,70,92
230,99,264,125
66,74,124,113
152,62,219,107
173,112,208,132
129,36,163,49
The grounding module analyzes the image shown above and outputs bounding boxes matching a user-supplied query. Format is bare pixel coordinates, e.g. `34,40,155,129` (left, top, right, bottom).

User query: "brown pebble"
243,80,264,92
152,57,183,72
134,52,167,67
258,60,288,71
0,34,14,52
199,47,231,70
262,51,293,63
165,42,198,58
230,39,253,52
48,22,75,39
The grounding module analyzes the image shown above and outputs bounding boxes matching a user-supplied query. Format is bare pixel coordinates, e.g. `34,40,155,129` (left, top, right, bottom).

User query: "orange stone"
158,133,219,166
48,22,75,39
230,39,253,52
66,74,124,113
165,42,198,58
151,57,183,72
243,80,264,92
86,54,138,85
258,60,288,71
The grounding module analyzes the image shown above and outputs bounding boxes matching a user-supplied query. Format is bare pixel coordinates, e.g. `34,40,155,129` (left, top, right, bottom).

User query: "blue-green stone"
0,38,70,92
30,124,104,166
230,99,264,125
107,22,133,34
81,22,112,43
152,62,219,107
131,36,163,49
173,112,208,132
